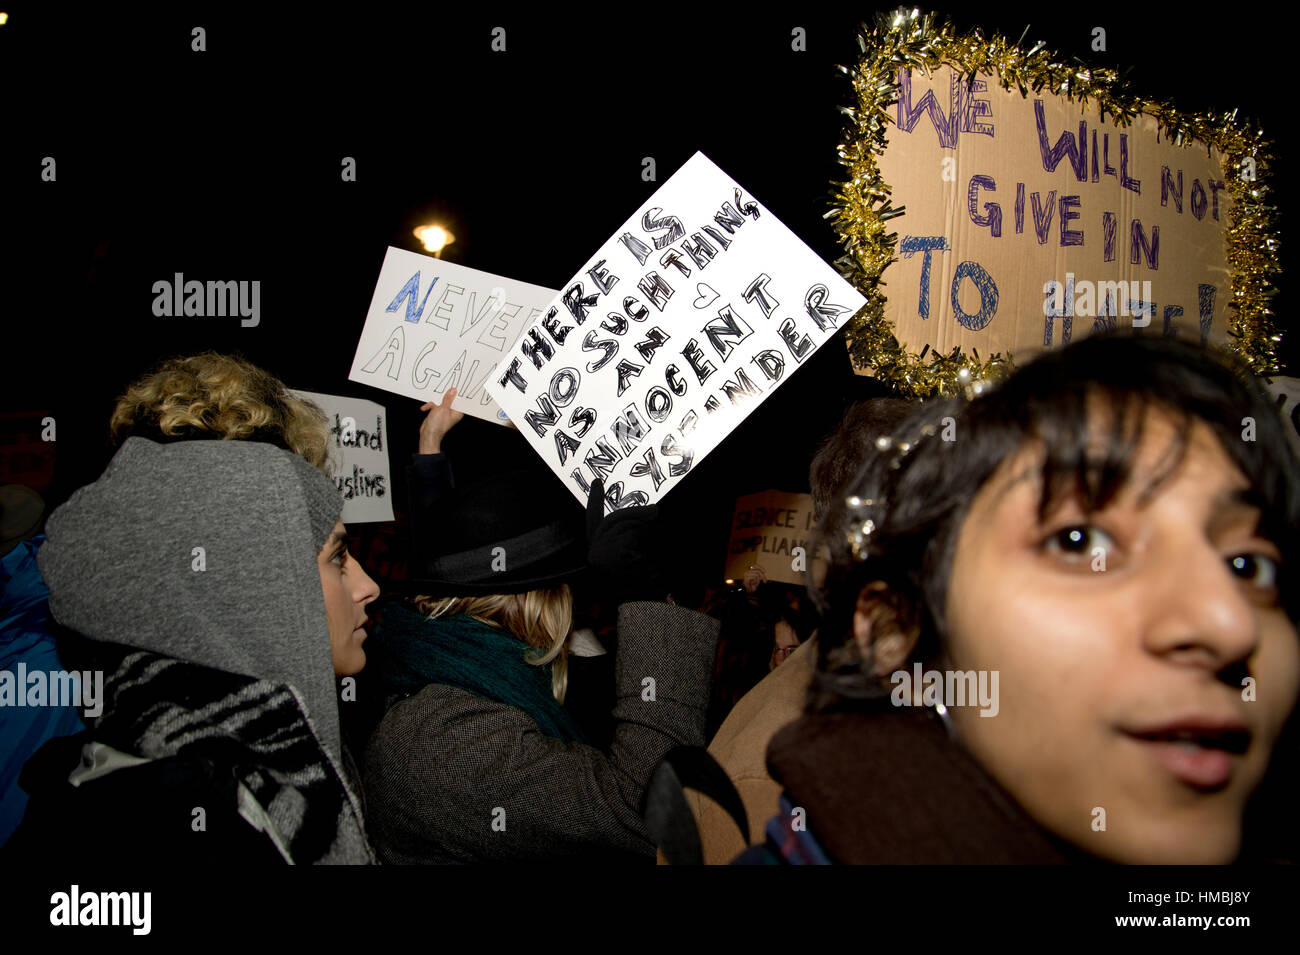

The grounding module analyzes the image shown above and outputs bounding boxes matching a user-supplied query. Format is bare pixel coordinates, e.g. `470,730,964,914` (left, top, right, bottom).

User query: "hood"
38,437,347,762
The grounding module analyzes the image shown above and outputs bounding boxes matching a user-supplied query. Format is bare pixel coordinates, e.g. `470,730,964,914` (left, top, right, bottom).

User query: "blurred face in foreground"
942,410,1299,863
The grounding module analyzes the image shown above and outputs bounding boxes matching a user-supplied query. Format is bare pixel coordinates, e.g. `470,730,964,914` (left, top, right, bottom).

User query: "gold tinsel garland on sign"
829,8,1282,398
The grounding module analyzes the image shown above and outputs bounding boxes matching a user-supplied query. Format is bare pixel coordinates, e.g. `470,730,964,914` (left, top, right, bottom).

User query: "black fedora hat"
399,467,588,597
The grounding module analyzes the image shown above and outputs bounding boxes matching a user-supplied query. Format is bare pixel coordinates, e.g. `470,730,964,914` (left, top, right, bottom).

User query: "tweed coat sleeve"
363,601,720,863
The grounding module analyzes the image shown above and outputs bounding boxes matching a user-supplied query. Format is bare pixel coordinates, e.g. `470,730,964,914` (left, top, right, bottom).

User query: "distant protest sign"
292,390,393,523
349,248,557,425
831,12,1280,397
487,152,868,510
724,489,822,586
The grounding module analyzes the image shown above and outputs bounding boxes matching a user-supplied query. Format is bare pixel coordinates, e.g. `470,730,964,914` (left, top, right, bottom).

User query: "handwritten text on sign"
291,390,393,523
487,152,867,510
724,489,821,586
874,66,1230,367
349,248,557,425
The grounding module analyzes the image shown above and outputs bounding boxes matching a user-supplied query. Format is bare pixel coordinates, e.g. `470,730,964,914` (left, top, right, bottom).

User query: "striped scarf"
91,646,374,864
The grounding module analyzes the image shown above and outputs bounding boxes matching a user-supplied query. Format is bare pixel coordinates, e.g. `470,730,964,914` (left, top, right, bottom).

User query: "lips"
1122,716,1251,790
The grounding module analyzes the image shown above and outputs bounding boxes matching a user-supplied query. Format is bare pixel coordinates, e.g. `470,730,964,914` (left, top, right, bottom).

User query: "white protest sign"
349,247,557,425
487,152,868,509
292,390,394,523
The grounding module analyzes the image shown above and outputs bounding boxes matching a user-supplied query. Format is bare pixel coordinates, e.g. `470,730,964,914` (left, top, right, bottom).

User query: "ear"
853,581,920,677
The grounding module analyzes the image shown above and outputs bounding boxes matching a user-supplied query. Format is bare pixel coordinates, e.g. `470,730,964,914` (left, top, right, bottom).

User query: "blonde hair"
110,352,331,473
413,586,574,702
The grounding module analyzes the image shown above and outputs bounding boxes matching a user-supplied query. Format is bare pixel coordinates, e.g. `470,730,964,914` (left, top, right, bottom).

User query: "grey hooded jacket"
27,437,373,864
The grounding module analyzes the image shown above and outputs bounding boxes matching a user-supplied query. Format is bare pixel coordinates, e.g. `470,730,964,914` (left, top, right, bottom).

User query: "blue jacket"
0,536,85,845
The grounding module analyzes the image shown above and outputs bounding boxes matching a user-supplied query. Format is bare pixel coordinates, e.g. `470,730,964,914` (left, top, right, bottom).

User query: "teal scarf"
370,602,588,744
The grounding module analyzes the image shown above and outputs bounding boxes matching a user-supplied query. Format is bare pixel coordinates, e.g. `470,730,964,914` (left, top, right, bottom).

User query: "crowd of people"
1,332,1297,865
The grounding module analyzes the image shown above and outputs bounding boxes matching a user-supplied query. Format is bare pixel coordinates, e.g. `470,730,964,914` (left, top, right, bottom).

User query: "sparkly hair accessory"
844,492,878,560
842,420,938,559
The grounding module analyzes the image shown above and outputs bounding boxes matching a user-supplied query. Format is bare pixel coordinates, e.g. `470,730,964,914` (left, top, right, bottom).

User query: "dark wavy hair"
808,398,916,519
809,332,1300,711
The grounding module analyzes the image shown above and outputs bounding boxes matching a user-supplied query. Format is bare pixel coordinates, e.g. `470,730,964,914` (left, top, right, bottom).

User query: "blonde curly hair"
413,586,574,702
110,353,331,473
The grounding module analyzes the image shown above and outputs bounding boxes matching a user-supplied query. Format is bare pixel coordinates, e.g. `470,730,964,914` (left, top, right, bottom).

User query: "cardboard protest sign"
487,152,868,510
830,12,1280,397
349,248,557,425
724,489,821,586
875,65,1230,366
291,390,394,523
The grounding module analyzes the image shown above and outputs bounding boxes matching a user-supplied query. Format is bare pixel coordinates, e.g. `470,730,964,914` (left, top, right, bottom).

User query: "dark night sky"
2,5,1290,590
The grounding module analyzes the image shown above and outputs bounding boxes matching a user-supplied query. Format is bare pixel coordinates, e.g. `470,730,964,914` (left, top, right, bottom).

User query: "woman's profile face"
318,521,381,677
941,410,1298,863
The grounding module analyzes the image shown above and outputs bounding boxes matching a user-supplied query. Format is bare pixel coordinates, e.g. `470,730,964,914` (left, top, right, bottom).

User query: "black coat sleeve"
405,453,454,565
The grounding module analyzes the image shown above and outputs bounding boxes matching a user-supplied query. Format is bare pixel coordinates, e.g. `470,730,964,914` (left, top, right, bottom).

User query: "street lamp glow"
414,224,455,256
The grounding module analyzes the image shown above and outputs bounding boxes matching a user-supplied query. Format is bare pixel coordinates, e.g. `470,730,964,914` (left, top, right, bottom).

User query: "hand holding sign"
418,387,465,455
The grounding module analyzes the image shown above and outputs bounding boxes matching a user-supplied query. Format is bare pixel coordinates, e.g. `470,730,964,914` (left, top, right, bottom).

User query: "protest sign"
724,489,821,586
878,66,1229,358
349,248,557,425
831,11,1280,397
292,390,393,523
487,152,868,510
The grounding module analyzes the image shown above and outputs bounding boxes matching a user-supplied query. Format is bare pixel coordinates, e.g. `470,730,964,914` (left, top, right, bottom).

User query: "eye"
331,548,348,567
1041,524,1116,560
1227,552,1279,589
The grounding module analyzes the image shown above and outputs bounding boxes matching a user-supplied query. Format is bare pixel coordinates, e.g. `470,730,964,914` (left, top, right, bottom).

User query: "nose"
1142,535,1259,673
354,561,381,608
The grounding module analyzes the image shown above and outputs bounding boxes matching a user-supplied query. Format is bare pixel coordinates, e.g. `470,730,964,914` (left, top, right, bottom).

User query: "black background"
2,5,1290,596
